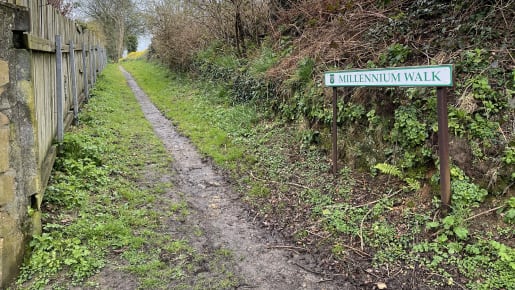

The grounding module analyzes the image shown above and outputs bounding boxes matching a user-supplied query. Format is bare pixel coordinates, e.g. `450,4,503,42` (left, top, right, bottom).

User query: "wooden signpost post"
324,65,454,211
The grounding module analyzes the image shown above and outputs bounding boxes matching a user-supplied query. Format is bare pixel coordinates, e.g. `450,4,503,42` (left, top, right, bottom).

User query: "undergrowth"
123,57,514,289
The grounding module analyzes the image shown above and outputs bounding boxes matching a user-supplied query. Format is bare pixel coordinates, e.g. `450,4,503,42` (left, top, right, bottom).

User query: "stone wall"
0,3,41,287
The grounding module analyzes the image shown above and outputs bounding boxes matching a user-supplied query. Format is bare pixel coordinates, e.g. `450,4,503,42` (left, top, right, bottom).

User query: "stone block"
0,213,24,289
0,112,9,173
0,60,8,87
0,238,3,286
0,174,14,205
0,113,7,126
0,212,15,239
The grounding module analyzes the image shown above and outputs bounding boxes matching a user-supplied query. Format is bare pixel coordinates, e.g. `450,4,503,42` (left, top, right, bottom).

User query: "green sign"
325,65,453,87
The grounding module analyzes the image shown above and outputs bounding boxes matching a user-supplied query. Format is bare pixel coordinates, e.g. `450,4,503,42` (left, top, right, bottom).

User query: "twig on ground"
340,243,371,258
360,206,375,251
351,189,403,210
293,262,327,276
464,205,505,222
426,272,468,290
503,182,514,195
361,267,381,279
249,171,311,190
307,230,332,241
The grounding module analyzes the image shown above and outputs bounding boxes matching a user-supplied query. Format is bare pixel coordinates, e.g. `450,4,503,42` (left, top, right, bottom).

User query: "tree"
145,0,211,69
126,35,138,53
189,0,269,56
47,0,74,17
78,0,143,61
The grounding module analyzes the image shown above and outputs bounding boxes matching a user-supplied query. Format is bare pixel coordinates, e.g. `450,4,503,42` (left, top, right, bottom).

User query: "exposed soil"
112,67,354,289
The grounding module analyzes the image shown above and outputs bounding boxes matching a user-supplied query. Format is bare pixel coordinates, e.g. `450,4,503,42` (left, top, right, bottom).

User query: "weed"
450,166,488,207
379,43,411,66
502,147,515,165
504,197,515,224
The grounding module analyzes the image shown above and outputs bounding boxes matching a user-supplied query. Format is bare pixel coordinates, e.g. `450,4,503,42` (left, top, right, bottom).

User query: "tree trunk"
116,19,125,60
233,0,245,56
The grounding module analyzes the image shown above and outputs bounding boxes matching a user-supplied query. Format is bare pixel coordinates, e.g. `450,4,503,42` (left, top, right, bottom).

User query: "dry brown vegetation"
268,0,514,77
147,0,269,69
148,0,513,85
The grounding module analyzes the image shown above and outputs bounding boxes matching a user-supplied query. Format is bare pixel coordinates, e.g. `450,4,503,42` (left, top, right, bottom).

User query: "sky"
138,34,152,51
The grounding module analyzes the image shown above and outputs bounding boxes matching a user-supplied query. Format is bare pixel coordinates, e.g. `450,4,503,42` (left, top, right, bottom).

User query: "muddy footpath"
112,67,354,290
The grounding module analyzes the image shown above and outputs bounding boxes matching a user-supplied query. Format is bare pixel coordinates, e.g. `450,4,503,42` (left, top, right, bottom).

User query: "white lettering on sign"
324,65,453,87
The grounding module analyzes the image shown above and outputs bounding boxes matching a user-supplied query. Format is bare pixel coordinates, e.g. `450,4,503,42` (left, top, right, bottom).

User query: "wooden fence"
0,1,106,287
25,0,106,174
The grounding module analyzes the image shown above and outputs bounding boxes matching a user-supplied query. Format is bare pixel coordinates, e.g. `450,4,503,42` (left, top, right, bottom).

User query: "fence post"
69,40,78,125
101,48,105,70
82,42,89,101
332,87,338,176
437,87,451,214
55,35,64,142
89,44,94,87
92,46,97,83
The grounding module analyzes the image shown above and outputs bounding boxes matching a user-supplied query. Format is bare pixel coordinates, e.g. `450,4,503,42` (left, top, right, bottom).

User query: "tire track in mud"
120,67,353,290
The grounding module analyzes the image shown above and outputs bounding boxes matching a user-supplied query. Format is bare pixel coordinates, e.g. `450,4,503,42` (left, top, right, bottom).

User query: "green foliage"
300,129,321,149
17,64,242,289
450,166,488,207
126,35,138,53
295,57,316,84
505,197,515,224
502,147,515,165
340,103,365,123
490,241,515,271
451,180,488,207
391,106,427,148
466,75,506,118
18,232,104,288
413,235,515,289
446,107,468,137
461,240,515,289
374,163,402,178
122,60,253,168
379,43,411,66
195,42,241,81
58,134,103,166
248,46,278,77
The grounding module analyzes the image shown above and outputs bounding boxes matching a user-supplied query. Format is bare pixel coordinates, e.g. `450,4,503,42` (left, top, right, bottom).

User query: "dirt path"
119,67,353,289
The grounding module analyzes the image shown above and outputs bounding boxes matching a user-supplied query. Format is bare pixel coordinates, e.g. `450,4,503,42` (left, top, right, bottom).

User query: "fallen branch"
340,243,371,258
360,206,375,251
351,189,403,210
503,182,514,195
249,171,311,190
464,205,505,222
293,262,327,276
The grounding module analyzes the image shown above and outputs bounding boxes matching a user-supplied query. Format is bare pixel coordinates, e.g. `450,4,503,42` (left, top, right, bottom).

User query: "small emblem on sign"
330,74,335,84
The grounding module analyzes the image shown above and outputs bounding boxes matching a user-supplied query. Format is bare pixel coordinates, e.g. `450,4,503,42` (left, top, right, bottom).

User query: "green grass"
21,58,512,289
121,59,514,289
13,64,239,289
121,60,257,170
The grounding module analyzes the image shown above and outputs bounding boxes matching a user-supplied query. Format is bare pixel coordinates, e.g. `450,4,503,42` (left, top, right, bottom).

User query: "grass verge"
122,59,514,289
13,64,239,289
